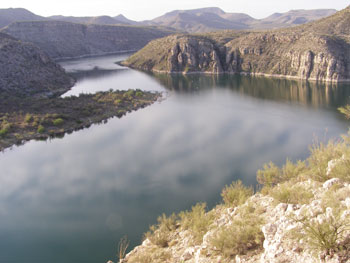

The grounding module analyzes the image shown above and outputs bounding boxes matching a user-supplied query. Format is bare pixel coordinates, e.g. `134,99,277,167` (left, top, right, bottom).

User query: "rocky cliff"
123,7,350,83
0,32,74,96
1,21,176,59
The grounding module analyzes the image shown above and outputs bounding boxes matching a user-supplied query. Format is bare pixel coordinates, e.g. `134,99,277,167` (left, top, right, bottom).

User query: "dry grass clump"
269,181,314,205
209,203,265,259
221,180,254,207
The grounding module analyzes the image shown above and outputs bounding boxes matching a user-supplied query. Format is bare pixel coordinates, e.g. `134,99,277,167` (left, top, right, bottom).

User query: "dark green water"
0,53,349,263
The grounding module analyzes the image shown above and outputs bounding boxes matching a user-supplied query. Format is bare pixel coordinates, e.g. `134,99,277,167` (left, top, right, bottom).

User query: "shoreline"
0,90,161,152
146,69,350,84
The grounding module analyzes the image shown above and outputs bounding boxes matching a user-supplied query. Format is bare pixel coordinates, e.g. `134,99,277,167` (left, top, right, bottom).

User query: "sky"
0,0,348,21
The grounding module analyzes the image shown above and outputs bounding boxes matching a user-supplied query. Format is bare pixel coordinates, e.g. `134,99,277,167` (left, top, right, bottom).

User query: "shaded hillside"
123,7,350,83
49,15,129,25
0,8,45,28
0,32,74,96
144,7,336,33
2,21,176,59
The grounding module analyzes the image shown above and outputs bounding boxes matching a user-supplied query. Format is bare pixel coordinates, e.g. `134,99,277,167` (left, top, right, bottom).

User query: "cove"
0,53,349,263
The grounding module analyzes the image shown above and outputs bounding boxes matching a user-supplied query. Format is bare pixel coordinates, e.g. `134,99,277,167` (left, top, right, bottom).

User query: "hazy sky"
0,0,347,21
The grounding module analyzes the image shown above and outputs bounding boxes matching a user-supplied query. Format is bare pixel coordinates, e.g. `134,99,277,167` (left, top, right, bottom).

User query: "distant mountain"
0,8,45,28
123,7,350,82
253,9,337,29
143,7,337,33
2,21,176,59
114,14,139,25
48,15,130,25
0,32,73,96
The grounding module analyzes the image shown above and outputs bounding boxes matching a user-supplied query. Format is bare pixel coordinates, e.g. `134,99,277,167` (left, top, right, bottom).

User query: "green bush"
221,180,253,207
269,182,314,205
308,140,345,182
114,99,122,106
145,213,177,248
209,204,265,258
179,203,214,244
37,125,45,133
257,159,306,188
25,113,33,123
291,210,350,255
135,91,143,97
53,118,64,126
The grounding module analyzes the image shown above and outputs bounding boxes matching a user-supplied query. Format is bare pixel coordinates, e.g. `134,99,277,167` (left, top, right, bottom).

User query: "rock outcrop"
123,7,350,83
1,21,176,59
0,32,74,96
122,178,350,263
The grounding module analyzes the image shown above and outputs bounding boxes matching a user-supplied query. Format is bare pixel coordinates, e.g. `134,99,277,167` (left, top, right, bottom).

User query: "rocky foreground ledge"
123,7,350,83
110,127,350,263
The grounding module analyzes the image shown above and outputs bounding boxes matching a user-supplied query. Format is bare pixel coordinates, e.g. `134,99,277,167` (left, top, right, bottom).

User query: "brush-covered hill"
0,33,74,96
0,8,45,28
123,7,350,83
1,21,176,59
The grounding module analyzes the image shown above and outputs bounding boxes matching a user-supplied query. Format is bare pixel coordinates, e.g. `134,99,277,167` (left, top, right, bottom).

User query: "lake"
0,53,349,263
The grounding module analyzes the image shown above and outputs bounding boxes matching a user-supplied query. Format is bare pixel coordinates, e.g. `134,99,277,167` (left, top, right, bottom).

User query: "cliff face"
0,33,74,96
1,21,176,59
123,8,350,83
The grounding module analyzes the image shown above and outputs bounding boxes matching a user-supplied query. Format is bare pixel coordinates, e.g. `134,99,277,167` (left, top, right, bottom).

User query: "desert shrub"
209,204,265,258
257,162,282,187
37,125,45,133
291,209,350,255
308,140,345,182
326,154,350,183
124,90,135,98
145,213,177,248
257,160,307,189
0,122,12,137
269,182,314,205
127,247,171,263
117,235,129,261
338,105,350,119
53,118,64,126
221,180,253,207
25,113,33,123
114,99,122,106
135,91,143,97
179,203,214,244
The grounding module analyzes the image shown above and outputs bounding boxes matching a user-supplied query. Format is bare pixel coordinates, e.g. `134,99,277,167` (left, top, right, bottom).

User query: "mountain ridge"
123,7,350,83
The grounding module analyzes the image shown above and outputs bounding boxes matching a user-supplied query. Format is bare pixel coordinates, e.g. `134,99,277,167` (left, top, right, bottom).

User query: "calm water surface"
1,53,350,263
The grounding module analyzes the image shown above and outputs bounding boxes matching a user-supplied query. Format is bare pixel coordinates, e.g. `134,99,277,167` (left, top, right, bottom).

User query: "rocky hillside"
144,7,336,33
117,110,350,263
0,32,74,96
123,7,350,83
0,8,45,28
1,21,176,59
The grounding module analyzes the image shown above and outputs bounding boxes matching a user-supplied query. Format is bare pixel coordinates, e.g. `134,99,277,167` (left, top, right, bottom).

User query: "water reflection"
152,73,350,108
0,54,349,263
